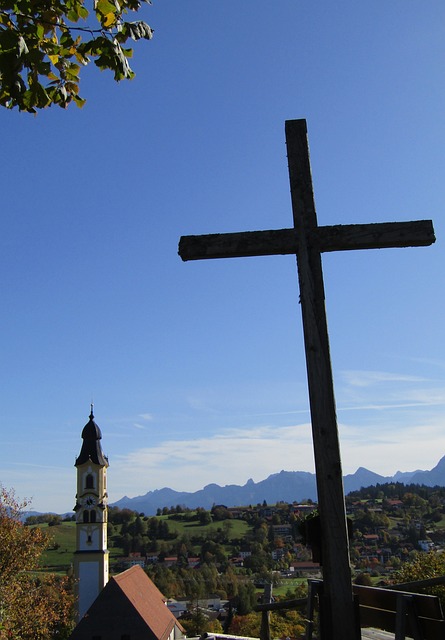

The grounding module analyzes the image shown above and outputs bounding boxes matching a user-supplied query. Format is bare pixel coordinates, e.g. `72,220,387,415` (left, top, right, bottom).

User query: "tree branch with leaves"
0,0,153,112
0,486,75,639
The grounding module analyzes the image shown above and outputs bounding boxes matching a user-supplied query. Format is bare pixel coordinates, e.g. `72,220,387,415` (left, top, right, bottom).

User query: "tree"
0,486,75,639
231,607,305,638
211,505,232,521
0,0,153,112
354,572,373,586
230,612,261,638
198,509,212,526
393,550,445,609
180,609,211,637
269,609,305,639
235,582,257,615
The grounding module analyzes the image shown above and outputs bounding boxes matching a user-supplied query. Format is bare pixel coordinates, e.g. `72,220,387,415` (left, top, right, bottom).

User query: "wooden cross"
178,119,435,640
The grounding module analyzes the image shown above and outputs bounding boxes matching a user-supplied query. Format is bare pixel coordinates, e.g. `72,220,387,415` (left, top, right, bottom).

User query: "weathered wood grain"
179,220,434,261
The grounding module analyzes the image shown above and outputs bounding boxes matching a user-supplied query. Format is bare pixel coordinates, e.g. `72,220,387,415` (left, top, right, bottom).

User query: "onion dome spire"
75,407,109,467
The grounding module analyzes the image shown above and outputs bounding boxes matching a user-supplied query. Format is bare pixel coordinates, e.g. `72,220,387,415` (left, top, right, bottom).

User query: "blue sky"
1,1,445,513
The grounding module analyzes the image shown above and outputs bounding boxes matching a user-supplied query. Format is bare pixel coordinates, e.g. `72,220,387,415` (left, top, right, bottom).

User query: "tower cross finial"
90,403,94,420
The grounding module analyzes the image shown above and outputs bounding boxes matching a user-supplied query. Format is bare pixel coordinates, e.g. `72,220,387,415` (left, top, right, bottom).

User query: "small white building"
418,539,434,552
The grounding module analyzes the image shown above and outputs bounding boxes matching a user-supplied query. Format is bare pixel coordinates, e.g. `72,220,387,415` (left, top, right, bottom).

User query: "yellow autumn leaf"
103,11,116,26
48,54,59,65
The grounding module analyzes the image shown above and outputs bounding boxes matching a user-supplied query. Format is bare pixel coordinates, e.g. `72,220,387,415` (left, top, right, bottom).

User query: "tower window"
86,474,94,489
90,510,96,523
83,511,89,523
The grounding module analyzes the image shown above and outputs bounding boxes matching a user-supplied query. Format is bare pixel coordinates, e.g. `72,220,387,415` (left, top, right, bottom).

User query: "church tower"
73,406,109,620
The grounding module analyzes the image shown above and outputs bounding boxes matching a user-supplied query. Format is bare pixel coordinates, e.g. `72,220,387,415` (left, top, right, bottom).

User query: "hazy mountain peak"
112,456,445,515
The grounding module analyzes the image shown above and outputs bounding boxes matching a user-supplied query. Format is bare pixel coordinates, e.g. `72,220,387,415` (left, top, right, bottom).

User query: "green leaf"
65,63,80,80
95,0,117,17
66,9,76,22
60,31,74,47
78,5,89,19
73,93,86,107
21,88,35,109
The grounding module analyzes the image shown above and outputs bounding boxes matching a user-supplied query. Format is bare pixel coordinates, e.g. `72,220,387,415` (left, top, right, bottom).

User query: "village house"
272,524,293,542
188,557,201,568
166,600,188,619
386,499,404,512
226,508,246,519
121,552,146,569
418,539,434,552
271,548,287,561
292,503,317,517
70,565,185,640
146,553,160,564
230,556,244,567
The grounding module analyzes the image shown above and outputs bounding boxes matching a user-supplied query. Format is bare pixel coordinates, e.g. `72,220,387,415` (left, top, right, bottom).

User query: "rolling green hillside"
156,514,249,538
36,513,250,574
38,522,124,573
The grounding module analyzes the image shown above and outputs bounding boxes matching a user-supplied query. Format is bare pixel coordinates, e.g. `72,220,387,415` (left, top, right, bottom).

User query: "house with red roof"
69,565,185,640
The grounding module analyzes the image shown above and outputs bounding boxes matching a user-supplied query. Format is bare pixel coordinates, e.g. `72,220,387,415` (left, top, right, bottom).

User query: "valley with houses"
31,479,445,637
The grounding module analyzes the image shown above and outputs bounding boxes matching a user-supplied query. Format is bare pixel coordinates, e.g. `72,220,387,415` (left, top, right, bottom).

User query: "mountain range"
111,455,445,516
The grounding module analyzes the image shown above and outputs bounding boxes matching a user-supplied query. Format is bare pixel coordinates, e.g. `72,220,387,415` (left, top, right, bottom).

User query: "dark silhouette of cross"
178,119,435,640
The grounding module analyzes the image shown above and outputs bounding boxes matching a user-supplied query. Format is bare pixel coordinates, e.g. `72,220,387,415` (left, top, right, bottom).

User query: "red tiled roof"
70,565,184,640
290,561,320,569
113,566,184,640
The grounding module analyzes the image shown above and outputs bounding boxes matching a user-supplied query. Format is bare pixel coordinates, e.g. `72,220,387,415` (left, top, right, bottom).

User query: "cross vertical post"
178,118,435,640
285,120,356,639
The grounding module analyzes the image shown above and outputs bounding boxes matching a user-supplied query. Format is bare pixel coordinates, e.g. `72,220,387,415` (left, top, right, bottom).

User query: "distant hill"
112,455,445,515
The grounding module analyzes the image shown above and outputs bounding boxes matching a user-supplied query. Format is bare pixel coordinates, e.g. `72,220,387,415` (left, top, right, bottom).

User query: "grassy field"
38,522,124,574
35,515,250,574
161,514,250,539
38,522,77,573
272,578,307,596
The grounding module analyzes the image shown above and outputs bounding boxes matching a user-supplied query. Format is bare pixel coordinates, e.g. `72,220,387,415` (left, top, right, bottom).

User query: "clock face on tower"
84,496,97,507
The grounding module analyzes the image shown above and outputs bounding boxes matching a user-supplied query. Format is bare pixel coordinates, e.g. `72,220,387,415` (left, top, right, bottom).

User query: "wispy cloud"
138,413,154,421
100,368,445,504
111,423,314,497
108,415,445,502
340,370,428,388
337,369,445,414
6,370,445,513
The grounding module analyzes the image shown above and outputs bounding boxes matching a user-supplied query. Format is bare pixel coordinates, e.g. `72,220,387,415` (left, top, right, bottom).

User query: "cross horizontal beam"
178,219,435,261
